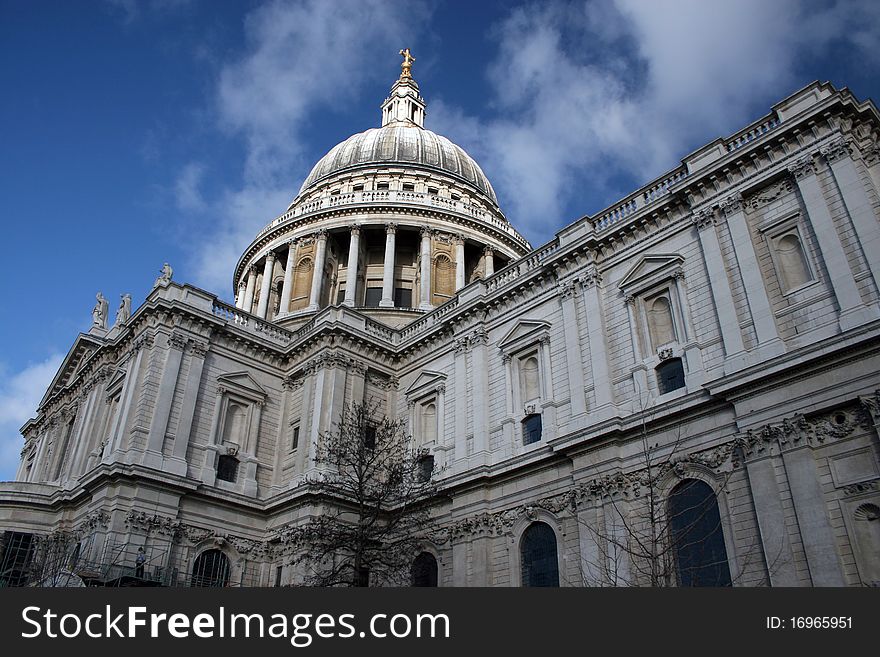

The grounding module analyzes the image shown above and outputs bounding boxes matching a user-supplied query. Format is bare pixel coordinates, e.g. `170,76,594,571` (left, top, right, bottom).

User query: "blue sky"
1,0,879,479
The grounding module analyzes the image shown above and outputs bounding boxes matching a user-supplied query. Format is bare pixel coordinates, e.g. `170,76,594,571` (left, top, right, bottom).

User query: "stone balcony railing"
255,190,531,250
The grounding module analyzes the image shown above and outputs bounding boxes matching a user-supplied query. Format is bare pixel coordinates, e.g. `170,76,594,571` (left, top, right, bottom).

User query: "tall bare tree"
291,402,439,586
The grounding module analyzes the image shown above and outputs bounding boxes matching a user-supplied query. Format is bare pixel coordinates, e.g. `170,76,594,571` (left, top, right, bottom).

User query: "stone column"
455,235,466,291
278,240,297,317
143,333,186,468
235,280,247,310
243,267,257,313
781,444,846,585
471,329,489,458
380,223,397,308
580,267,615,413
256,251,276,319
719,194,784,359
419,226,433,310
167,341,208,476
822,137,880,291
692,208,747,369
343,225,361,307
484,247,495,277
624,296,649,402
789,156,876,330
559,280,587,422
454,337,468,464
308,230,328,311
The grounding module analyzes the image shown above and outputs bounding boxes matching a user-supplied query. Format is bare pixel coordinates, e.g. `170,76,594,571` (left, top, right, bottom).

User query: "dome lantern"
381,48,426,128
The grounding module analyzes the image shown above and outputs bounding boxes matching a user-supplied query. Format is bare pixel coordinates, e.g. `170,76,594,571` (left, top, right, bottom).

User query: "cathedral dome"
298,125,498,204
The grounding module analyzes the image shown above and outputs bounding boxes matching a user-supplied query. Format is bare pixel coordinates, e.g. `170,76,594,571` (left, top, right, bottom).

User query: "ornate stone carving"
862,142,880,167
787,156,816,181
843,479,879,497
657,347,674,361
154,263,173,287
579,266,602,289
168,333,189,350
558,279,578,299
385,222,397,234
691,207,716,230
820,136,851,165
92,292,108,329
719,193,744,217
746,177,794,211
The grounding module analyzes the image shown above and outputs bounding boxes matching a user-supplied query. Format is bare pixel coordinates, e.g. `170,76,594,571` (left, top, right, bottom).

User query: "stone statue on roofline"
92,292,108,330
115,293,131,325
154,262,173,287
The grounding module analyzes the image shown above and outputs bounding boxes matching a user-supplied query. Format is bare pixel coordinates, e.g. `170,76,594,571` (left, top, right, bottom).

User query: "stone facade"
1,74,879,587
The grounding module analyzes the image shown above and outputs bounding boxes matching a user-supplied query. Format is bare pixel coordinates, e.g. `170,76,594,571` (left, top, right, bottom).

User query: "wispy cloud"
0,354,64,481
431,0,880,244
174,162,207,212
182,0,430,295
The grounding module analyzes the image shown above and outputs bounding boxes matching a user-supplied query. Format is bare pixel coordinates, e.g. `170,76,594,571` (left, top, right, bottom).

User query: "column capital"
350,224,361,237
420,225,433,239
483,246,494,256
579,266,602,289
385,222,397,234
454,233,466,245
820,136,851,165
287,237,298,247
314,228,329,241
863,142,880,167
691,207,717,230
238,279,247,290
265,250,276,263
719,192,744,217
249,265,259,275
787,155,817,181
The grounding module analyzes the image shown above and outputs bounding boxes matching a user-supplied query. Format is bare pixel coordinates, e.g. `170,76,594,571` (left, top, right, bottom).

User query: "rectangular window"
291,425,300,451
336,287,346,304
394,287,412,308
216,455,239,483
402,183,415,192
376,182,389,190
417,454,434,482
353,184,364,192
363,425,377,451
522,414,543,446
275,565,283,587
364,287,382,307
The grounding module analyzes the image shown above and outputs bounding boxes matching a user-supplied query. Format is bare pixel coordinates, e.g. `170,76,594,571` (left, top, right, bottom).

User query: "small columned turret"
381,48,426,127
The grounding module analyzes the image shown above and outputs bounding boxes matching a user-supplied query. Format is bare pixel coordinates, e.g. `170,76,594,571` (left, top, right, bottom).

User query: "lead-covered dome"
299,125,498,203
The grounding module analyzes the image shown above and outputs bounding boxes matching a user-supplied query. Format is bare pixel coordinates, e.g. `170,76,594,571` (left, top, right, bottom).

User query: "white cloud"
174,162,207,212
432,0,880,244
0,354,64,482
184,0,430,295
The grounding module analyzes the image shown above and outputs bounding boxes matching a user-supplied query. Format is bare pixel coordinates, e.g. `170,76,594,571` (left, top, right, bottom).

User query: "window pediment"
216,371,267,405
405,370,446,400
618,254,685,294
498,320,551,355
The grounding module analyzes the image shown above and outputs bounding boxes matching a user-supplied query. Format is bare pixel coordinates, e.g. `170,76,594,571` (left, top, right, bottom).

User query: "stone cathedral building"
1,53,879,588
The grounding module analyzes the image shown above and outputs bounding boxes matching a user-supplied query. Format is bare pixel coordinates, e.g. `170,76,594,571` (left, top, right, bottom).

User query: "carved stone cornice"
862,142,880,167
787,155,817,181
859,389,880,422
820,136,851,165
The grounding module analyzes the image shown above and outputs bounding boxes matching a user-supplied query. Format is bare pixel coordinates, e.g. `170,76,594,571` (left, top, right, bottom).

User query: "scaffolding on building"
1,529,262,587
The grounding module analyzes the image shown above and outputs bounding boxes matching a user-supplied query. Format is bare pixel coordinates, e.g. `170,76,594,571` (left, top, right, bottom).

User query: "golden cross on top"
399,48,415,79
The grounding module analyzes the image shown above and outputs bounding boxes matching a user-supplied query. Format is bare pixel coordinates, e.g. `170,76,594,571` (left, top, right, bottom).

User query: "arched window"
667,480,732,587
520,356,540,402
648,296,676,349
222,403,246,443
290,257,313,311
190,549,230,588
656,358,685,394
853,503,880,586
432,254,455,303
774,233,812,291
411,552,438,587
421,402,437,444
520,522,559,587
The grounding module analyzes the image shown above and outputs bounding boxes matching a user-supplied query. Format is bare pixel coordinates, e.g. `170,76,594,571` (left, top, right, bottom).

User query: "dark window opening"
427,186,439,195
356,566,370,587
417,454,434,482
190,549,230,588
412,552,438,587
394,287,412,308
353,184,364,192
451,193,461,201
275,565,283,587
668,480,732,587
657,358,685,394
330,188,340,195
402,183,415,192
291,426,300,451
364,287,382,307
522,414,542,445
216,455,239,483
363,425,377,451
376,182,389,191
520,522,559,587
